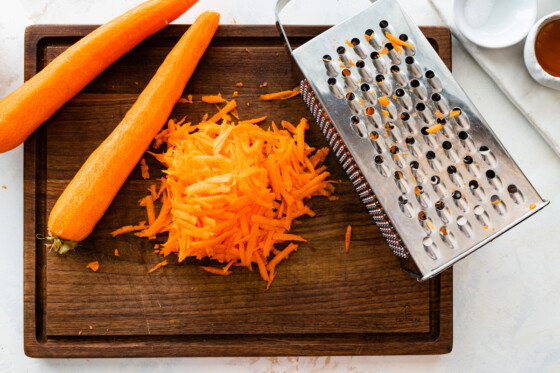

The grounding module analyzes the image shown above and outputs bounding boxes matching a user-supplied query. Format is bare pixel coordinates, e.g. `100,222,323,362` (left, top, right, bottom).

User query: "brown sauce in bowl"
535,19,560,77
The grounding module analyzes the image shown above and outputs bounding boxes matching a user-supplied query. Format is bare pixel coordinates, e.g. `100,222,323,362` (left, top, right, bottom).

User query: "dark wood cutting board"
24,25,452,357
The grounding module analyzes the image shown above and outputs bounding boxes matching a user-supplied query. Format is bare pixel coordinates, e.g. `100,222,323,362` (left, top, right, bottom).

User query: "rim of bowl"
454,0,538,48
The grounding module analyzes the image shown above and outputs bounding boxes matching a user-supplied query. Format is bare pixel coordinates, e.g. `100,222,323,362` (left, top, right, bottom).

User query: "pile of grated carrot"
112,96,335,288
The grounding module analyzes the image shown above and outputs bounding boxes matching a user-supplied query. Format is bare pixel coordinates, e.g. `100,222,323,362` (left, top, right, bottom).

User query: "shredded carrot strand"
260,87,300,101
147,259,168,274
110,221,147,237
140,158,150,179
202,266,232,275
345,225,352,252
86,261,99,272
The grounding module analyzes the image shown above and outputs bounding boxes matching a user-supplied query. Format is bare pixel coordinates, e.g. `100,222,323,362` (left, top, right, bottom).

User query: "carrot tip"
47,231,79,254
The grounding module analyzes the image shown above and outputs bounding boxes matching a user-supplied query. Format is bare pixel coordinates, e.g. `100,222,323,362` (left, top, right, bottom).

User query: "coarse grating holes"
439,226,456,248
322,54,338,77
422,237,438,260
458,130,476,152
365,106,382,129
418,211,435,235
369,131,386,153
398,195,413,218
473,205,490,227
426,151,443,172
374,155,388,177
486,169,502,190
491,195,507,215
399,33,416,55
346,92,361,114
435,200,452,223
327,77,343,98
342,69,358,91
415,185,430,208
370,51,386,74
469,179,485,201
425,70,442,92
351,116,367,138
451,107,469,129
356,60,373,82
365,28,382,50
394,170,409,193
390,145,404,168
508,184,524,204
480,145,497,166
464,155,481,177
361,83,377,105
337,46,351,67
452,190,468,212
410,79,428,101
457,215,473,237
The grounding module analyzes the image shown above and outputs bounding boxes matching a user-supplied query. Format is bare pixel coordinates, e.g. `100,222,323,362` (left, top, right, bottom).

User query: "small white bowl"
524,12,560,90
454,0,537,48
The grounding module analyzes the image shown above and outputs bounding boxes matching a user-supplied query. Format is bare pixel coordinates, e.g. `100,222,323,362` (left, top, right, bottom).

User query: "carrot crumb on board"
260,86,300,101
86,261,99,272
140,158,150,179
147,260,168,274
245,48,251,53
259,82,268,88
114,249,119,257
345,225,352,252
89,325,93,330
78,330,83,336
232,91,239,98
233,18,237,24
202,266,232,275
201,95,226,104
236,82,244,87
110,221,147,237
1,185,6,189
169,320,175,324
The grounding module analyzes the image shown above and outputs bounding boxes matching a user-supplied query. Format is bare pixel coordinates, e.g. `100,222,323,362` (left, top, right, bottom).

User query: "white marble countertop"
1,0,559,371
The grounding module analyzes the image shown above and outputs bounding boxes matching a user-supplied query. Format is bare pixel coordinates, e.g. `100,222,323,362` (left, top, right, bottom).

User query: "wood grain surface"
24,25,452,357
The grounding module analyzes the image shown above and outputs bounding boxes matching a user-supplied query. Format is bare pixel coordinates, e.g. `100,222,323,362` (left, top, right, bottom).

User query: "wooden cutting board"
23,25,452,358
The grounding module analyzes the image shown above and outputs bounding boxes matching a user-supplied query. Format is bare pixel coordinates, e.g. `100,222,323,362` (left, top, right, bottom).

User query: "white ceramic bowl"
524,12,560,90
454,0,537,48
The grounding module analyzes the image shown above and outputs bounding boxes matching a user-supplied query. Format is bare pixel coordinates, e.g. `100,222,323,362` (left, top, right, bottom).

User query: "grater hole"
379,20,389,28
431,175,440,184
361,83,370,92
442,141,452,150
486,169,495,179
351,38,360,46
394,170,404,180
342,69,352,77
365,106,375,115
458,131,469,140
422,237,438,260
490,195,506,214
390,145,400,155
356,60,366,69
435,200,445,210
410,160,419,169
432,93,441,102
415,185,424,195
508,184,524,204
400,34,409,42
421,126,429,136
371,51,380,60
401,112,411,121
464,155,473,164
507,184,518,193
398,196,413,218
395,88,405,97
328,77,337,86
351,116,366,138
426,151,436,160
386,43,394,51
425,70,435,79
410,79,420,88
337,46,346,55
439,226,448,236
391,65,400,73
480,145,490,154
416,102,426,111
365,29,374,36
375,74,385,83
452,190,462,200
447,165,457,175
469,180,479,190
375,155,384,165
405,56,415,64
418,211,427,221
323,54,332,62
405,136,415,144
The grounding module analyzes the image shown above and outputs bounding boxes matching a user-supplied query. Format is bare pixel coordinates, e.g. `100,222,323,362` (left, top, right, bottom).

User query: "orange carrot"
0,0,199,154
86,261,99,272
110,221,148,237
140,196,156,225
260,87,300,101
426,123,442,134
201,95,226,104
208,100,237,123
378,96,390,106
385,31,414,49
450,110,461,117
147,259,168,273
140,158,150,179
345,225,351,252
114,249,119,256
202,266,232,275
48,11,220,253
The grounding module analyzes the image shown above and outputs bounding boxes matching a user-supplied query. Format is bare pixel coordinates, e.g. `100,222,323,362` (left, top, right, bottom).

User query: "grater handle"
275,0,378,55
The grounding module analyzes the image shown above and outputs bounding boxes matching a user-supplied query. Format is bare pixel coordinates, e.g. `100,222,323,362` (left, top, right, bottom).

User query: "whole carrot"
0,0,198,154
48,11,221,253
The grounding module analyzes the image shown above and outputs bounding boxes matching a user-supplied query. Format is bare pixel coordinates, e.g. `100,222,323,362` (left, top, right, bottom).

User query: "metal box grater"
275,0,549,280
